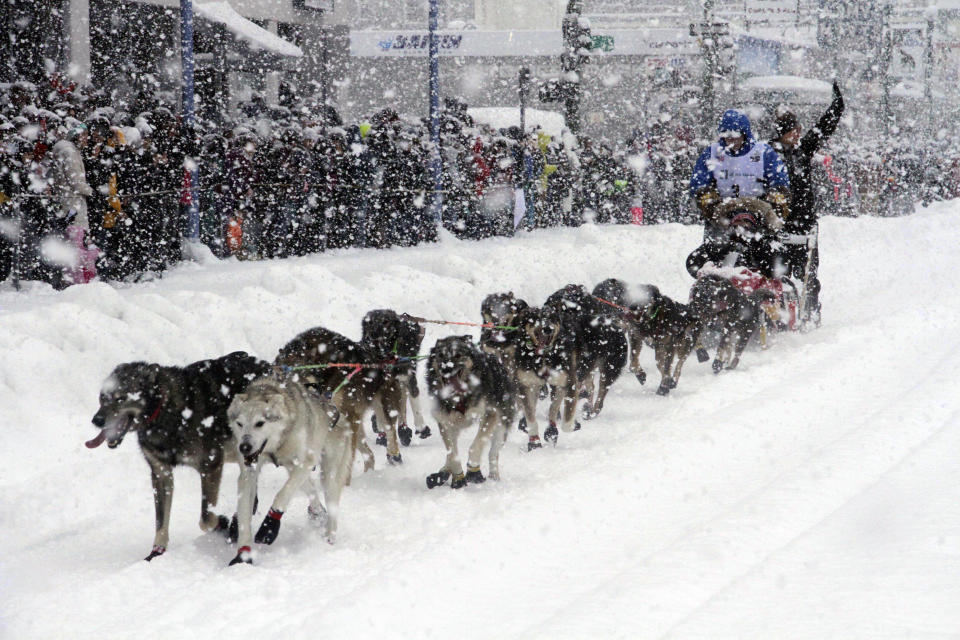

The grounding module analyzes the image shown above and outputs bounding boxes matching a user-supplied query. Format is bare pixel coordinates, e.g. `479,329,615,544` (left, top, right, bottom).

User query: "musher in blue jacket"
686,109,791,277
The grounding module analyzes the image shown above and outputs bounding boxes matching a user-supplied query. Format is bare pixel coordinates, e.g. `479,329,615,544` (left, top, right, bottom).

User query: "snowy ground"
2,203,959,639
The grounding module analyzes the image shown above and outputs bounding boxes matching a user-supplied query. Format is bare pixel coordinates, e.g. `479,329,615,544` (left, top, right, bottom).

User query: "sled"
697,264,801,336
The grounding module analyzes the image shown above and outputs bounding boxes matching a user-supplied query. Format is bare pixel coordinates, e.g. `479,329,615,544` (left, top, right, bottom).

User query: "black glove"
255,508,283,544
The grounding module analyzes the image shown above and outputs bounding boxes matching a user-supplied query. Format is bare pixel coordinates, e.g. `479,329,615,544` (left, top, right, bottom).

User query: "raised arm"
801,80,845,155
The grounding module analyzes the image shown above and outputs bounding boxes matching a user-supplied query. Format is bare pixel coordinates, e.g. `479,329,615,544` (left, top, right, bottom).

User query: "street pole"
925,6,935,127
701,0,717,139
180,0,200,241
428,0,443,227
879,0,892,138
519,67,530,136
562,0,587,136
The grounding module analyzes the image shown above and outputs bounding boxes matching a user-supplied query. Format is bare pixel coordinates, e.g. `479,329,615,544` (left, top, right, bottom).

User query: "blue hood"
717,109,755,148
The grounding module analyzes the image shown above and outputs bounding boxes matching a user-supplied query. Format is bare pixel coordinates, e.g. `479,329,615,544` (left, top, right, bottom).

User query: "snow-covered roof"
741,75,832,95
467,107,567,138
195,1,303,57
730,24,818,49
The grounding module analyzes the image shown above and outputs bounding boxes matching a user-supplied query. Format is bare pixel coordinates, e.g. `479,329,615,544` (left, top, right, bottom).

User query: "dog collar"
145,392,167,424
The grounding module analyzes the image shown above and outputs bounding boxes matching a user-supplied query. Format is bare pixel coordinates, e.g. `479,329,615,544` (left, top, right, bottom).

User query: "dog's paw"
665,377,677,390
712,359,724,374
581,403,597,421
215,514,231,534
527,435,542,451
464,467,485,485
696,347,710,363
450,473,467,489
144,545,166,561
226,514,239,544
543,423,559,445
229,546,253,566
635,371,647,385
254,509,282,545
417,426,432,439
517,417,528,433
398,425,413,447
656,384,671,396
387,453,403,466
375,432,387,447
426,470,451,489
307,504,326,522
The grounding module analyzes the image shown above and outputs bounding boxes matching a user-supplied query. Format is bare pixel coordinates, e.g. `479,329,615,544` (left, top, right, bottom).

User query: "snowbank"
3,206,960,638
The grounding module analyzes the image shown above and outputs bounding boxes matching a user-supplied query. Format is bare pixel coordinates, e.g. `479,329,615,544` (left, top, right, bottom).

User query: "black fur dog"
275,326,387,470
425,335,516,489
689,275,778,372
361,309,431,453
623,284,701,395
512,304,580,450
545,284,627,421
479,291,529,377
86,351,271,561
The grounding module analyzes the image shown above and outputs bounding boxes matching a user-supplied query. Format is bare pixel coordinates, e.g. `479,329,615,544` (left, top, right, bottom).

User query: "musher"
686,109,791,279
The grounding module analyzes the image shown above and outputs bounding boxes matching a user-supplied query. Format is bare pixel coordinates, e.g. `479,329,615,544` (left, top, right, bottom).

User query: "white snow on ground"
2,203,960,639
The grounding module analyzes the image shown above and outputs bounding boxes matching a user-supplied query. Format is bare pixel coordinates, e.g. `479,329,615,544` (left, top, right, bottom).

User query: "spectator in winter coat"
49,123,97,284
769,81,845,326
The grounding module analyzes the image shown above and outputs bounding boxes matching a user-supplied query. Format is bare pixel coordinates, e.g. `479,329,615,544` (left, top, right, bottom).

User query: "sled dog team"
87,276,778,566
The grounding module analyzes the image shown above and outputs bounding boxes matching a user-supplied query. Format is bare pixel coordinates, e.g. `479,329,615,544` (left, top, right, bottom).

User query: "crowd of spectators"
2,77,959,290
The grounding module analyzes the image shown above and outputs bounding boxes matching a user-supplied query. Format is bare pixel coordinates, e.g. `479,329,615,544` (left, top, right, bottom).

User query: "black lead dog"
86,351,271,561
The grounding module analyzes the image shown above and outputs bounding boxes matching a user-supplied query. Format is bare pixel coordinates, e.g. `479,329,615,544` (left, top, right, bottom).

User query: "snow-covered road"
2,203,958,639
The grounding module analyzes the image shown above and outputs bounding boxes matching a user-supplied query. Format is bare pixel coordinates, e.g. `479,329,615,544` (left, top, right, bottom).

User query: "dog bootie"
398,424,413,447
255,509,283,545
144,545,166,561
527,435,542,451
464,466,485,484
387,452,403,466
449,472,467,489
518,417,528,433
543,422,559,445
426,469,450,489
229,546,253,566
417,426,432,439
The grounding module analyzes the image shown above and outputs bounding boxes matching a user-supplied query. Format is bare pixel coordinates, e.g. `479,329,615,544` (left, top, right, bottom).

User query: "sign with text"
349,29,697,58
294,0,333,12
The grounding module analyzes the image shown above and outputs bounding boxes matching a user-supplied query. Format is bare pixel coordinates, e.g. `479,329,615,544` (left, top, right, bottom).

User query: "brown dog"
274,327,385,474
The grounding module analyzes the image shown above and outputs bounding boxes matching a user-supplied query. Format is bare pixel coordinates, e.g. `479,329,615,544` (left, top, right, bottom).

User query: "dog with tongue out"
86,351,271,561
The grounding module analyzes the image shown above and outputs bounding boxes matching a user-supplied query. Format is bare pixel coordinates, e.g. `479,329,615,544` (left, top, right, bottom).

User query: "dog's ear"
398,317,423,353
227,394,246,420
264,394,286,421
324,404,340,430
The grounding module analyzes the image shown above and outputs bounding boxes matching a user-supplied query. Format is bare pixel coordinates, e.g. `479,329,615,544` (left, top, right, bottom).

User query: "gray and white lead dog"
226,374,353,566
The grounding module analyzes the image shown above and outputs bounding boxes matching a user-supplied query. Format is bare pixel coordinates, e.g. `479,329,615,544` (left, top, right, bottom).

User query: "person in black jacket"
769,80,845,326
